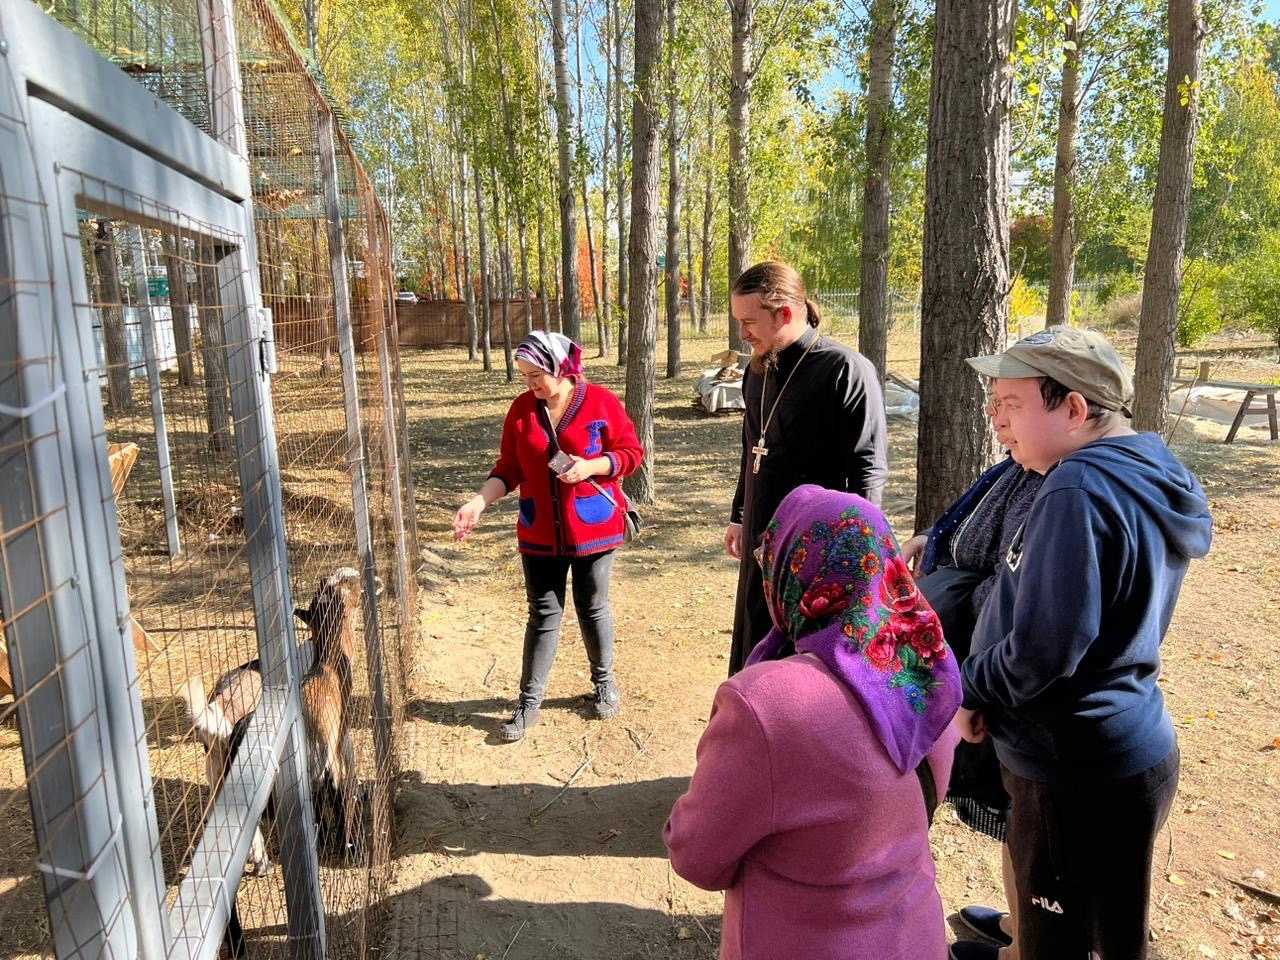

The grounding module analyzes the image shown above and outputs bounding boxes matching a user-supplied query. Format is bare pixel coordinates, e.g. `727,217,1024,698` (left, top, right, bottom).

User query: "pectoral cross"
751,441,769,474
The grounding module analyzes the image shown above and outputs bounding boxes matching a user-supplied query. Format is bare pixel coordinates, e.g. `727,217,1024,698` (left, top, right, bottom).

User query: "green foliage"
1177,259,1227,347
1010,276,1046,329
1098,270,1143,305
1011,215,1052,284
1220,229,1280,346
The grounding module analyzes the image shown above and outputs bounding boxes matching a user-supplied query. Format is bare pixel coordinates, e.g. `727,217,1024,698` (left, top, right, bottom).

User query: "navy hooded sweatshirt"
962,432,1212,781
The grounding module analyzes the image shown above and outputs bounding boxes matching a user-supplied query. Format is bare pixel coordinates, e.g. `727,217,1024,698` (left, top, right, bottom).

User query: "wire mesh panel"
68,200,302,955
2,2,418,959
3,1,424,960
0,50,141,960
228,6,416,953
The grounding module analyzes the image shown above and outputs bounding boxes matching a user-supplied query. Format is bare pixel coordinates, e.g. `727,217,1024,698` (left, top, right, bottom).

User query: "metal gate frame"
0,3,326,957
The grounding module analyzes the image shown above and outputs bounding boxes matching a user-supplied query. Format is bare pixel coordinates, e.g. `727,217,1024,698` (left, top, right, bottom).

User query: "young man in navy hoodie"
951,327,1212,960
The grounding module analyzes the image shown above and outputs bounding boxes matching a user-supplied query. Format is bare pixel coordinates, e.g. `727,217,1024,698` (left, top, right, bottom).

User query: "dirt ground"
381,332,1279,960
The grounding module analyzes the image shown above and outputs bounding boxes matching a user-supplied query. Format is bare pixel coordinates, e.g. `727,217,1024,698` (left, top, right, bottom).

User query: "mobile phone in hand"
548,451,576,475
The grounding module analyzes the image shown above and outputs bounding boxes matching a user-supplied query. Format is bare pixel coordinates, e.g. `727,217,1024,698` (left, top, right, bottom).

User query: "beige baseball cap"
967,326,1134,416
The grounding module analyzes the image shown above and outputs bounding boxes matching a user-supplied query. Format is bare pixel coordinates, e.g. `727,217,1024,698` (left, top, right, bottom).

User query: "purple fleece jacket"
665,654,957,960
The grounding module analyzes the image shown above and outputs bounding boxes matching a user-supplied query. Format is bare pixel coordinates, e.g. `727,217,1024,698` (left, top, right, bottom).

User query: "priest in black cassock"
724,262,888,675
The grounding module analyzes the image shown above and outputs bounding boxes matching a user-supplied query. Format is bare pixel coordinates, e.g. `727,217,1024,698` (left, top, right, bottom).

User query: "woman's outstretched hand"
453,495,486,541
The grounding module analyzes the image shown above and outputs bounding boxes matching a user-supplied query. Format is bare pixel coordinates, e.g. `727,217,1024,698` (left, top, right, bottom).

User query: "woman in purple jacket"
665,485,961,960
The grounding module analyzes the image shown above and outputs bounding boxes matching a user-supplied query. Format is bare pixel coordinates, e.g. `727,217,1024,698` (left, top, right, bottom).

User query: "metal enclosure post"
318,106,394,865
127,225,182,557
0,305,137,960
0,25,137,958
198,1,326,952
214,243,325,960
369,213,411,617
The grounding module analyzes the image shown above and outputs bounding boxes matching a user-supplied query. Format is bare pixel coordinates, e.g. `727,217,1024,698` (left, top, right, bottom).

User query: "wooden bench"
1216,381,1279,443
1172,359,1278,444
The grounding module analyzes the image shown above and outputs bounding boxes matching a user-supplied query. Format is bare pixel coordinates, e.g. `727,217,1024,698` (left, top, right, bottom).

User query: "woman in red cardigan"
453,331,645,741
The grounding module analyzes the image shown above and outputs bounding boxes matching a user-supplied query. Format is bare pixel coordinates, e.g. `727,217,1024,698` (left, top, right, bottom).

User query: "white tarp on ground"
694,367,746,414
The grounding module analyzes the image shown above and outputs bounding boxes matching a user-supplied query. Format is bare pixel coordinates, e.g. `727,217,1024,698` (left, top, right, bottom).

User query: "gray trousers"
518,551,616,705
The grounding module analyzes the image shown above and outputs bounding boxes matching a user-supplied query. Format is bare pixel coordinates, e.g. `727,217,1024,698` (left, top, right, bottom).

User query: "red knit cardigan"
489,380,645,557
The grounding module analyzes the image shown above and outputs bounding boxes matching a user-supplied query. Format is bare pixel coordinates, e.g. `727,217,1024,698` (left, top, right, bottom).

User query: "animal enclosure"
0,1,418,958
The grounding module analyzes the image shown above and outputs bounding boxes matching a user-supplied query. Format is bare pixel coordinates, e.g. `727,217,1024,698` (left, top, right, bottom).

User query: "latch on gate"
258,306,278,375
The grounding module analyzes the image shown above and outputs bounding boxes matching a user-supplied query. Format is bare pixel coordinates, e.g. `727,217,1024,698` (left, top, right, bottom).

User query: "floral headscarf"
514,330,584,379
746,485,961,774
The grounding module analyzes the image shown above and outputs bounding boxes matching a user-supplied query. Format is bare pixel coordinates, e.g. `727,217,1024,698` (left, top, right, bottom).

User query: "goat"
178,566,372,956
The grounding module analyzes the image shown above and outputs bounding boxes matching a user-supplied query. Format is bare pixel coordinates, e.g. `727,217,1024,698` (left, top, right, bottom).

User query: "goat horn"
330,567,361,585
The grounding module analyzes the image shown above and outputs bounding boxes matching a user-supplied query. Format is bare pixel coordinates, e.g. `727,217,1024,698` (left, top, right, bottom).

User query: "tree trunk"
726,0,753,351
1134,0,1204,434
1046,0,1085,328
684,137,695,335
625,0,662,505
458,144,478,360
858,0,899,386
537,203,550,330
601,0,613,356
664,0,683,378
498,193,515,382
551,0,582,340
449,175,463,300
93,221,133,414
614,0,629,366
584,202,605,353
572,0,607,356
915,0,1016,532
700,113,714,335
517,210,532,341
474,174,494,371
163,235,196,386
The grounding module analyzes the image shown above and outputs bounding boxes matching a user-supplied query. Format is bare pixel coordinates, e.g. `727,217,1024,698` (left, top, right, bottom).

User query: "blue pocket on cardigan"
518,498,536,526
573,491,615,525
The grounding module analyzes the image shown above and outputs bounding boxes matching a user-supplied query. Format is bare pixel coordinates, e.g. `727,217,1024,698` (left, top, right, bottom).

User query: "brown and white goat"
178,566,369,877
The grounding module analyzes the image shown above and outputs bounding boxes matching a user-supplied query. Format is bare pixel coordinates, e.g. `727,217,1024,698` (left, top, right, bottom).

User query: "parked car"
395,291,418,303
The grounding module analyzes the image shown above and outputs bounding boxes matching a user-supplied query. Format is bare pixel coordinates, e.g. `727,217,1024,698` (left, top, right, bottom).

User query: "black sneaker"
499,701,540,742
958,905,1013,947
592,679,621,719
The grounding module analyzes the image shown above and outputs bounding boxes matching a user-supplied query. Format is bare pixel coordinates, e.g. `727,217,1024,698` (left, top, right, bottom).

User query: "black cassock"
728,326,889,674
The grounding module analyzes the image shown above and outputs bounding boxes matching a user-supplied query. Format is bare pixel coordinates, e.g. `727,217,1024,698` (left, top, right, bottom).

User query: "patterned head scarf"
514,330,584,379
746,484,961,774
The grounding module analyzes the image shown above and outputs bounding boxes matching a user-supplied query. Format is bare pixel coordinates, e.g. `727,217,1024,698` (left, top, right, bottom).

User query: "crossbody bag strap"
535,399,561,453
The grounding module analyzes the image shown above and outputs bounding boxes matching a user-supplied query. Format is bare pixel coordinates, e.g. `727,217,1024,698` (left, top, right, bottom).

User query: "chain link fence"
0,2,418,958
